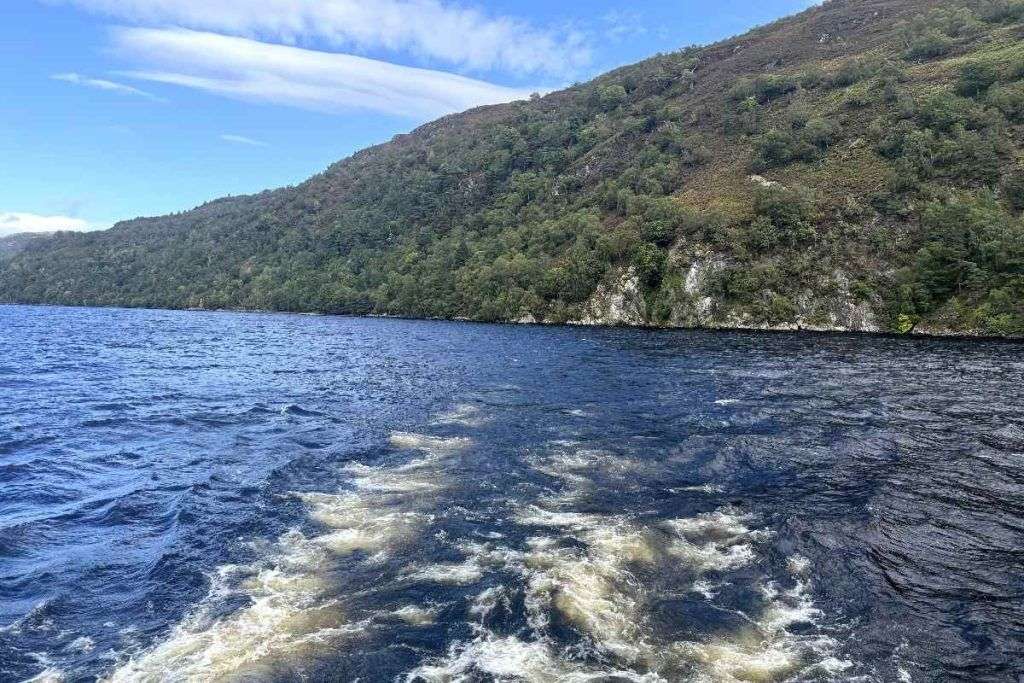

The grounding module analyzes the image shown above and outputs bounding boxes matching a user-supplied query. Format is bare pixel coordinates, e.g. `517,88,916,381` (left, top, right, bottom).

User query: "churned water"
1,304,1023,682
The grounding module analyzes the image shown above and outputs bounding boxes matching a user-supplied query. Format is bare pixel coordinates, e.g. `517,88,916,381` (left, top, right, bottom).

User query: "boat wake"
99,407,850,682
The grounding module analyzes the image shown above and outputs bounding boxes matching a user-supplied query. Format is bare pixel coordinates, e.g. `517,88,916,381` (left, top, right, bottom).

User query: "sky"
1,0,818,237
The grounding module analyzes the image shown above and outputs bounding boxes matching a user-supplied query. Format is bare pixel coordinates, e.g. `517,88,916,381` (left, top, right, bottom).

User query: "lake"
1,305,1023,682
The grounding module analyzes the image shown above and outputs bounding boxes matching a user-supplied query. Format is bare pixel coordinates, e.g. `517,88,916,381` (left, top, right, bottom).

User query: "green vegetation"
2,0,1024,335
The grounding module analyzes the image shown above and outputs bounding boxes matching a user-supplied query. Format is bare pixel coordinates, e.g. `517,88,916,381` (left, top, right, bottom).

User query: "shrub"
631,242,666,286
753,185,817,244
976,282,1024,335
904,29,955,60
803,117,840,148
976,0,1024,24
987,83,1024,121
878,61,911,102
746,215,780,251
724,97,762,136
800,66,827,89
729,74,799,103
913,91,990,133
597,84,628,111
956,61,1000,97
751,116,839,170
901,7,984,60
680,135,714,166
936,130,1002,185
751,130,815,170
843,90,873,109
830,58,881,88
636,198,695,248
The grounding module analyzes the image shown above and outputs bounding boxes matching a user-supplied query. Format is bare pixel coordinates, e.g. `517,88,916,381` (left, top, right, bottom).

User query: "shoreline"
2,301,1022,343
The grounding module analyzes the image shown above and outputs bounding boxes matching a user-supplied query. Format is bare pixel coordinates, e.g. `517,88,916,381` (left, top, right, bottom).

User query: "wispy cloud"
221,134,269,147
0,212,91,237
112,28,540,119
51,72,163,101
48,0,590,77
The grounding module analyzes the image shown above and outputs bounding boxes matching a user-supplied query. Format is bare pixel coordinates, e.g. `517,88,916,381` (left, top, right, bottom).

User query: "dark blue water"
2,305,1023,682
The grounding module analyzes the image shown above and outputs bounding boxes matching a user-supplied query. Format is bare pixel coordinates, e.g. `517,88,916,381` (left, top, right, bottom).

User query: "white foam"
670,484,726,494
389,432,472,454
105,430,467,681
468,586,511,620
532,447,642,481
342,463,440,493
509,507,663,661
432,404,489,428
788,555,811,575
675,637,803,682
661,510,770,572
691,580,720,600
67,636,95,654
392,605,439,626
526,547,647,662
297,492,426,555
514,492,850,680
405,634,665,683
104,549,359,682
673,560,849,682
23,667,65,683
408,561,484,586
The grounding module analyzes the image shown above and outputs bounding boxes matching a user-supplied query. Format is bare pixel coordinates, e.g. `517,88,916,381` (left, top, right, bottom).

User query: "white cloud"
48,0,590,76
51,72,163,100
221,134,269,147
0,213,90,237
112,28,540,119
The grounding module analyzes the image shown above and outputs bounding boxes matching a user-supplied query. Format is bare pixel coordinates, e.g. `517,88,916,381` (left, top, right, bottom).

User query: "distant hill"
3,0,1024,336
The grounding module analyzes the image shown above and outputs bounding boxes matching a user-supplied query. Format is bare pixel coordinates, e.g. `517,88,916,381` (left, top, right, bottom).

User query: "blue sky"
1,0,817,236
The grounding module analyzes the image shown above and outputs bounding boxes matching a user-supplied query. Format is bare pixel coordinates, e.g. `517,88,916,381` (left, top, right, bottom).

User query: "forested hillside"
0,234,44,260
4,0,1024,335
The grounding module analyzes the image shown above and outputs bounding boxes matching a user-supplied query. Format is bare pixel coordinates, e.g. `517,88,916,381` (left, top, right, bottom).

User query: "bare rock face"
660,250,882,333
679,249,726,326
571,269,646,327
808,269,880,333
541,252,881,334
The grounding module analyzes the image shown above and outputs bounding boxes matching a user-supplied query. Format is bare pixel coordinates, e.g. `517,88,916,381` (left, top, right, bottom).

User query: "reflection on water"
2,305,1023,682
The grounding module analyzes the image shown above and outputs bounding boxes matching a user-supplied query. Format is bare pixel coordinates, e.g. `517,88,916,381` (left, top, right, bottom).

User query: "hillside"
3,0,1024,335
0,234,48,260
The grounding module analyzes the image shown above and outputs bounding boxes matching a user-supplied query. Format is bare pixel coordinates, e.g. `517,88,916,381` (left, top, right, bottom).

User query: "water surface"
1,305,1023,682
